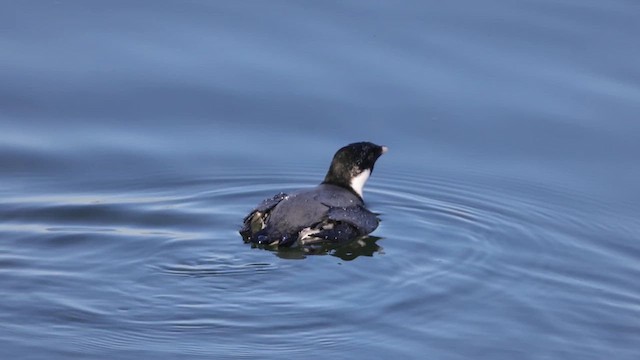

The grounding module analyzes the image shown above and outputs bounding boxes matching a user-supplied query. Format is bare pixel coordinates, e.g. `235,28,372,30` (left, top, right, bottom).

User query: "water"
1,1,640,359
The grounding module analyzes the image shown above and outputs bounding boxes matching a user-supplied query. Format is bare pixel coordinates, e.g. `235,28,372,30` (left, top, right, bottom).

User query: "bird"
240,141,387,248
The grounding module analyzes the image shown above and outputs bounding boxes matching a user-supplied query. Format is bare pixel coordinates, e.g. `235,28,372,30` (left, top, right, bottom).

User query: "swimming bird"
240,142,388,248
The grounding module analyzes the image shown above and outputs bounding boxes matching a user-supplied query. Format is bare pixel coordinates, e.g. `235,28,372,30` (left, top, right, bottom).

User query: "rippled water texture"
2,1,640,359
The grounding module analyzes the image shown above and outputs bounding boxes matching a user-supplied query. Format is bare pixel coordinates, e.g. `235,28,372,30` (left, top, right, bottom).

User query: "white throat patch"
350,169,371,198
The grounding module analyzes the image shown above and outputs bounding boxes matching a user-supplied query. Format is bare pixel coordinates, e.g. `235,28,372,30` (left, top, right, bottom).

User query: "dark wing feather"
326,205,379,235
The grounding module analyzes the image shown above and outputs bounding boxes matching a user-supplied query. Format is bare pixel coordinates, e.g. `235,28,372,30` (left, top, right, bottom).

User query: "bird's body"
240,142,387,248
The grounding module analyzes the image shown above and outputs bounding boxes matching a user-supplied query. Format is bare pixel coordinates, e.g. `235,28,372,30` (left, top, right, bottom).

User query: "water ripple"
1,167,638,359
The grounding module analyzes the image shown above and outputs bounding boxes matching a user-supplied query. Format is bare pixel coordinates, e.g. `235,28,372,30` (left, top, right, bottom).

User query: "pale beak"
381,146,389,154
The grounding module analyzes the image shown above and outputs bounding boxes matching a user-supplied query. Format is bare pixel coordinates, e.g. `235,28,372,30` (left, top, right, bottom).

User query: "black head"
322,142,387,198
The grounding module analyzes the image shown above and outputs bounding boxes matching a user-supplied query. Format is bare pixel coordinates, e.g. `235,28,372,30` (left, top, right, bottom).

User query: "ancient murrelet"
240,142,387,247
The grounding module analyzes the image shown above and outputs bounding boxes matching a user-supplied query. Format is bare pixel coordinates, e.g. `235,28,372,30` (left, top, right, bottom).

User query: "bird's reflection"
250,236,384,261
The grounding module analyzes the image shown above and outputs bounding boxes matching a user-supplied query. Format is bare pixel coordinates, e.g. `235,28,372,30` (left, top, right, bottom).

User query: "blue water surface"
1,1,639,359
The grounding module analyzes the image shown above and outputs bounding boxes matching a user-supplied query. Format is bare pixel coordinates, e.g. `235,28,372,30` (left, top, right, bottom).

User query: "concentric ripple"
354,168,640,349
1,166,638,358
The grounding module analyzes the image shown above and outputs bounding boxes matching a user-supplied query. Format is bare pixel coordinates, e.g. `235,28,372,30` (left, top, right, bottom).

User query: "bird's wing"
326,205,379,235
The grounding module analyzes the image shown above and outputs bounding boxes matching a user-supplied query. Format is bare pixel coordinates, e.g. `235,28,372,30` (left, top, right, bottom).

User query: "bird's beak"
381,146,389,154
